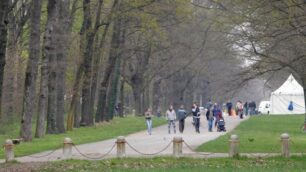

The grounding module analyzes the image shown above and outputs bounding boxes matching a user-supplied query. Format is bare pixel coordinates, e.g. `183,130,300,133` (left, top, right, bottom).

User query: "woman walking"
145,108,153,135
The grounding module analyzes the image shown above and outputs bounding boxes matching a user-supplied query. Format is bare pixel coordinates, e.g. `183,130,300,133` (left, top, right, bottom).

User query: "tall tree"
2,0,29,122
45,0,59,134
21,0,42,141
55,0,70,133
0,0,9,118
80,0,105,126
96,0,122,121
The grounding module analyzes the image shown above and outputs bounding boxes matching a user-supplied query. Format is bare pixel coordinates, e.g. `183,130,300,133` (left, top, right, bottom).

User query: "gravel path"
1,115,249,163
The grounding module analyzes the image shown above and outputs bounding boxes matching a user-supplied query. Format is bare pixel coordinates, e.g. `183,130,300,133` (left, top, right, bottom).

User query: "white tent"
270,74,305,114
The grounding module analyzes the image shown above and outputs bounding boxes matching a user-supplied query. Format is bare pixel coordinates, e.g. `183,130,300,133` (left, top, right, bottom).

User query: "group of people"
144,101,228,135
144,105,185,135
226,100,257,118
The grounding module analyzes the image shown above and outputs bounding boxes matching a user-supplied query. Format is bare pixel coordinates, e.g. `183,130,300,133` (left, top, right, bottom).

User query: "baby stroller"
217,118,226,132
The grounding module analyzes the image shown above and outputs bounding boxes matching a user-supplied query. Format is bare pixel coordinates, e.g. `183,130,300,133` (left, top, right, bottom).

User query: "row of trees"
2,0,301,141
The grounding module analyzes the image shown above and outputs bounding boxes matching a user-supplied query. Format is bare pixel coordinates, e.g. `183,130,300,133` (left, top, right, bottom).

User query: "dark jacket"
177,108,187,120
192,107,200,117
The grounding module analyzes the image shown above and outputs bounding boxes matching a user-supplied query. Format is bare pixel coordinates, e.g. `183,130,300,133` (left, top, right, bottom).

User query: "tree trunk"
2,38,17,123
2,9,20,123
66,65,83,130
47,52,57,134
96,1,121,121
35,36,49,137
0,0,9,118
92,24,111,123
66,24,85,130
81,0,105,126
132,85,142,115
152,79,162,115
106,55,121,120
106,16,125,120
45,0,58,134
144,86,150,110
80,32,95,126
118,60,126,117
119,79,124,117
55,0,70,133
21,0,42,141
88,37,100,122
35,29,49,137
92,1,118,122
302,77,306,131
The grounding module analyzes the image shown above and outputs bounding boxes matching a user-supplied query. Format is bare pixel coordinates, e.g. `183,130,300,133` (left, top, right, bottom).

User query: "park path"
2,115,249,163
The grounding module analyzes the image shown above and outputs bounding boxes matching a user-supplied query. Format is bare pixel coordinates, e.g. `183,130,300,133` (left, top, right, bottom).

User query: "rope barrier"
13,135,305,160
72,143,116,160
27,144,62,158
183,140,215,156
126,141,172,156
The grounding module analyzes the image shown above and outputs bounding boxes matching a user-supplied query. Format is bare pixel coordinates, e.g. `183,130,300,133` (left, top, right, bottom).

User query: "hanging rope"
72,143,116,160
126,141,172,156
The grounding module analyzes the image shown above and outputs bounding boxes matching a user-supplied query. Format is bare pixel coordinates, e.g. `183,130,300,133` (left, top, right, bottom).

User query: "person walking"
236,101,244,119
192,103,201,133
212,103,219,128
226,101,233,116
206,104,214,132
166,105,176,134
244,101,249,116
145,108,153,135
177,105,187,133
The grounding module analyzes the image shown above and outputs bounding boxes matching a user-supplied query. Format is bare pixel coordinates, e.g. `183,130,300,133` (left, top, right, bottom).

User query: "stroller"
217,118,226,132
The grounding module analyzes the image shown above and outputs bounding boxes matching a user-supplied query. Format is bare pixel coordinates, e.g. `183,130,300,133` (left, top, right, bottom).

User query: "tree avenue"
0,0,305,141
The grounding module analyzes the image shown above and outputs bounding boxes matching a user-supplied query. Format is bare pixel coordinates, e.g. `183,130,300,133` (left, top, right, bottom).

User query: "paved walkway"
1,115,249,163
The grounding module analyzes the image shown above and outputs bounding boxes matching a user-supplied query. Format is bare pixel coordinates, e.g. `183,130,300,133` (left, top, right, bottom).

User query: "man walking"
166,105,176,134
177,105,187,133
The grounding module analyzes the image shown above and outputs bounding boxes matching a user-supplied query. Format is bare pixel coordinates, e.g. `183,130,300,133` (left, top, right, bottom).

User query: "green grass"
197,115,306,153
17,156,306,172
0,116,166,159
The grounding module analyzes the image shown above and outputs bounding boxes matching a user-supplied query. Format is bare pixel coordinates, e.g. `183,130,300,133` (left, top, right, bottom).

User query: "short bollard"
280,133,290,157
63,138,73,159
229,135,239,157
116,136,126,158
173,136,183,157
132,109,136,117
4,139,14,162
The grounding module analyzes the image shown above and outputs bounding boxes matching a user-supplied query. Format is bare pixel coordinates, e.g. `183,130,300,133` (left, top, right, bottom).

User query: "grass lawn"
197,115,306,153
3,156,306,172
0,116,166,159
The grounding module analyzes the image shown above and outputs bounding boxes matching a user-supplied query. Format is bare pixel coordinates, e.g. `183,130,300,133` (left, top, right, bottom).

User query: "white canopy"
270,74,305,114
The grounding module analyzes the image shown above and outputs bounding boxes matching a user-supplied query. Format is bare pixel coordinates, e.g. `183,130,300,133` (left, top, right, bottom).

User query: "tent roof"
272,74,304,95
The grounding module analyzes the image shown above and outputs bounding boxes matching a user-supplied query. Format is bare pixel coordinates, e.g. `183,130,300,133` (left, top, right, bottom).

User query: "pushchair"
217,118,226,132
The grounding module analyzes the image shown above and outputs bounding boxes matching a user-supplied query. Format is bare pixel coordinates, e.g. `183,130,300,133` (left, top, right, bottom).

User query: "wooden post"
229,134,239,157
116,136,126,157
173,136,183,157
4,139,14,162
280,133,290,157
63,137,73,159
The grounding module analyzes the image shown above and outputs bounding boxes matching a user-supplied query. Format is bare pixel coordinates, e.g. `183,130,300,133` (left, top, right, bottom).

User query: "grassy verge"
3,156,306,172
0,116,166,159
197,115,306,153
